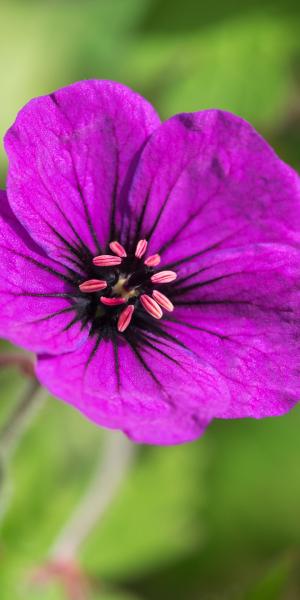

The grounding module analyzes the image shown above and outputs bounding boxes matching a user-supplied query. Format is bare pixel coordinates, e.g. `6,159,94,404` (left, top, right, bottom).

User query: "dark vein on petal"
162,229,245,271
62,313,82,332
133,312,195,355
46,219,81,258
174,299,293,315
84,335,102,373
137,332,181,366
157,195,214,256
145,158,196,245
112,331,121,391
172,265,213,288
26,305,76,325
126,337,164,391
50,92,59,107
49,92,101,253
175,299,250,307
165,316,230,341
37,166,93,258
129,185,152,251
12,291,76,299
52,197,93,252
172,273,239,298
72,159,101,254
0,244,75,284
163,241,223,271
59,253,85,272
109,130,120,241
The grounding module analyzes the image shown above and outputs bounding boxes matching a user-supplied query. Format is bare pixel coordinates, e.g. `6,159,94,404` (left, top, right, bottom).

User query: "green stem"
0,378,44,459
49,430,135,562
0,378,46,521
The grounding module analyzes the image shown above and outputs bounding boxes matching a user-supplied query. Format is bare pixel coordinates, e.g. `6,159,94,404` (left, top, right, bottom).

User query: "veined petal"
164,244,300,419
36,333,230,445
5,80,160,265
0,190,89,354
125,110,300,265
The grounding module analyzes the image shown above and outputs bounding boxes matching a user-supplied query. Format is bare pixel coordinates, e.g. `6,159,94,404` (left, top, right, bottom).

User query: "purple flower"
1,80,300,445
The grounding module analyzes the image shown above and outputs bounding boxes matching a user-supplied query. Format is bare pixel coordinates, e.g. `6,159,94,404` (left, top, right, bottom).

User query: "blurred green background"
1,1,300,599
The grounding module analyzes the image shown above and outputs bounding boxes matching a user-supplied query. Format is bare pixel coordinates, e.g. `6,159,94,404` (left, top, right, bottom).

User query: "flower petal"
0,190,89,354
125,110,300,263
165,243,300,419
5,80,160,264
36,332,230,445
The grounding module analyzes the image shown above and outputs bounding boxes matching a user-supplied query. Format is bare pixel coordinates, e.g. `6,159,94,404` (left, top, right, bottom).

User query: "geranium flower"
1,80,300,444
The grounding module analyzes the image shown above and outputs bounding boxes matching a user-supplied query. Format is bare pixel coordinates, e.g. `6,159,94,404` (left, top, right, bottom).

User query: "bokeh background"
1,1,300,598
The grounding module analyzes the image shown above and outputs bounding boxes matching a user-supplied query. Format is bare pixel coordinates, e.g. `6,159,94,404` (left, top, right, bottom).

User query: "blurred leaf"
237,557,291,600
0,0,150,177
93,593,142,600
128,14,297,129
141,0,300,33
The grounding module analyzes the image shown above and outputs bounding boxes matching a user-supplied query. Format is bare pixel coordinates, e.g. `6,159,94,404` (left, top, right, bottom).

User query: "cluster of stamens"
78,239,177,333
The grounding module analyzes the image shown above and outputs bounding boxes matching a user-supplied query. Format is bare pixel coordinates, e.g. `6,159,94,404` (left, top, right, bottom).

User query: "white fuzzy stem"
49,430,135,561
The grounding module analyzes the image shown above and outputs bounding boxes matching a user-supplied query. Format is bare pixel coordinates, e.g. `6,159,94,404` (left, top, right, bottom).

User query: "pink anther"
79,279,107,293
117,305,135,332
144,254,161,267
152,290,174,312
93,255,122,267
109,241,127,257
135,239,148,259
100,297,127,306
140,294,163,319
150,270,177,284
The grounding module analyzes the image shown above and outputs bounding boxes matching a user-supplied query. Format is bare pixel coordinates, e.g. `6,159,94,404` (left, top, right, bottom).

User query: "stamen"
117,305,135,332
140,294,163,319
109,241,127,257
152,290,174,312
100,297,127,306
144,254,161,267
151,270,177,284
135,239,148,259
79,279,107,293
93,255,122,267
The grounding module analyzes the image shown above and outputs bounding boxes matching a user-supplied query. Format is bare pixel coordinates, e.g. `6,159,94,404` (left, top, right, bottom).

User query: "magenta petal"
3,85,300,445
0,190,89,354
126,110,300,263
4,80,160,263
36,334,230,445
165,244,300,419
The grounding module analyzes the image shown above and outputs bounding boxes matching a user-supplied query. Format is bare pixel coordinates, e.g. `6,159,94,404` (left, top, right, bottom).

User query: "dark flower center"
76,239,177,337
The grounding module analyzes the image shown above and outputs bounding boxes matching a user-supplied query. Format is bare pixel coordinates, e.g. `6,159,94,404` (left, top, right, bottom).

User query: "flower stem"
0,378,44,459
49,430,135,562
0,352,35,378
0,377,45,521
